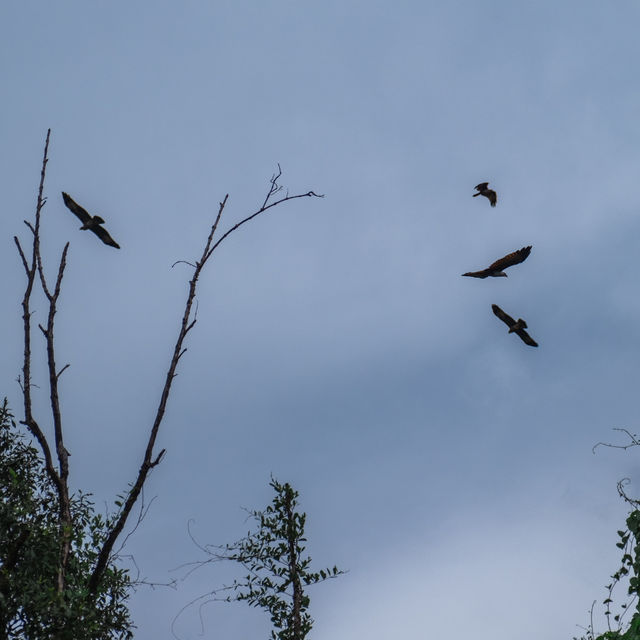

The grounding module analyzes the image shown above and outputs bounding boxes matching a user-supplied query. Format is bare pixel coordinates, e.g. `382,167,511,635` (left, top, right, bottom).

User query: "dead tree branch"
38,243,73,592
89,170,322,596
14,131,51,465
13,129,74,593
593,428,640,454
13,131,62,491
204,167,323,263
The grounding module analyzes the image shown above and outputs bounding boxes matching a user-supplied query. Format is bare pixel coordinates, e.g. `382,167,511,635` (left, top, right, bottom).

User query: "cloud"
315,501,627,640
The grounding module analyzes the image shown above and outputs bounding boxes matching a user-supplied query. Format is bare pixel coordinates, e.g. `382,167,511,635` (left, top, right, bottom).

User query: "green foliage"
0,399,133,639
576,507,640,640
216,477,344,640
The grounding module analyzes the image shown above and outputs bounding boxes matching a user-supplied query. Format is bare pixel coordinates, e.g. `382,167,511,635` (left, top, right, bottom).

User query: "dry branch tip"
56,364,70,380
151,449,166,467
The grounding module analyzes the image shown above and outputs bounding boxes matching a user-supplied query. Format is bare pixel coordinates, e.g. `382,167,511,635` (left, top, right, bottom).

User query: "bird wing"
515,327,539,347
91,224,120,249
487,189,497,206
491,304,515,328
474,182,489,191
62,192,92,224
462,269,489,278
487,246,532,272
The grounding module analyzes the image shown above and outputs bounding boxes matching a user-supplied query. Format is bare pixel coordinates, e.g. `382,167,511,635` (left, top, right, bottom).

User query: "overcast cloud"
2,2,640,639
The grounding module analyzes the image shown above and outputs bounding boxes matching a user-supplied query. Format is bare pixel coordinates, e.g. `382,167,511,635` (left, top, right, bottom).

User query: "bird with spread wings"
462,246,531,279
61,192,120,249
491,304,538,347
473,182,497,207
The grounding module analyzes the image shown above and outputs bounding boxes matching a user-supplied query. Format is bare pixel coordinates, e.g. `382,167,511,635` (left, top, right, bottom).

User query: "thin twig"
14,237,29,274
113,491,159,560
593,428,640,453
204,188,323,262
56,364,71,381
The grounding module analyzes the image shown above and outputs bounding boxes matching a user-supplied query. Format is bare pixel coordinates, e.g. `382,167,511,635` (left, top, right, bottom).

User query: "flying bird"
61,192,120,249
462,246,532,279
473,182,497,207
492,304,538,347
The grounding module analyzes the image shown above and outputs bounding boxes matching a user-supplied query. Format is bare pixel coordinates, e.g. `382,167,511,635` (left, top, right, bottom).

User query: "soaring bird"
491,304,538,347
61,192,120,249
473,182,497,207
462,246,532,279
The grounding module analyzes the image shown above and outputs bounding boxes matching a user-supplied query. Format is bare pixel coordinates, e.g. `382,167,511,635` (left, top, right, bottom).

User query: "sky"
2,1,640,638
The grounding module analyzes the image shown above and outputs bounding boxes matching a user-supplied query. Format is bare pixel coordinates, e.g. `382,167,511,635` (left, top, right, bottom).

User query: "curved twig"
205,189,323,263
593,428,640,454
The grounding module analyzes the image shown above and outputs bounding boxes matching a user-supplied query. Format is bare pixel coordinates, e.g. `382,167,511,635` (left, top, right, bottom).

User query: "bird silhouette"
491,304,538,347
462,246,532,279
61,192,120,249
473,182,497,207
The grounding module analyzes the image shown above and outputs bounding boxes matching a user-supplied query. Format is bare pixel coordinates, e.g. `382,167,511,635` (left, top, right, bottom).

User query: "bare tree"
12,129,323,626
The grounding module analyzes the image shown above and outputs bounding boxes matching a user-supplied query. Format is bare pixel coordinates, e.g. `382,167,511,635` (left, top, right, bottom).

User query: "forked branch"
593,428,640,454
14,129,74,593
89,170,322,595
204,166,323,262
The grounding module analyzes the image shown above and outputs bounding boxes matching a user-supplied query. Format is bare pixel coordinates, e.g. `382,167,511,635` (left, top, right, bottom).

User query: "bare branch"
90,170,321,597
56,364,71,380
151,449,166,467
89,194,230,595
616,477,640,509
39,189,73,595
15,129,75,594
123,548,178,591
16,375,40,393
593,428,640,454
36,245,53,300
13,237,29,274
20,418,62,494
171,589,218,640
260,163,283,209
17,129,60,492
113,491,159,560
52,245,69,299
23,220,36,235
204,173,323,263
40,244,71,483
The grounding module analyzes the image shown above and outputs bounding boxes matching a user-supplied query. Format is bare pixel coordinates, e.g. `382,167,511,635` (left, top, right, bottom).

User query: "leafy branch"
174,478,344,640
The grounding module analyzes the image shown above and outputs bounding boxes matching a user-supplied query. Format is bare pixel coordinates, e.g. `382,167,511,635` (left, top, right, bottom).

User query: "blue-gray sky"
2,2,640,638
